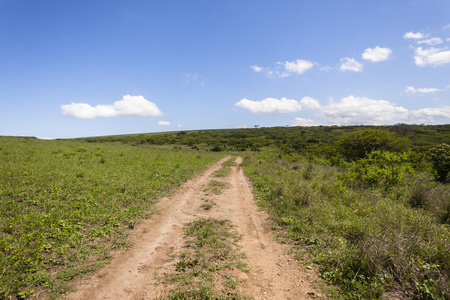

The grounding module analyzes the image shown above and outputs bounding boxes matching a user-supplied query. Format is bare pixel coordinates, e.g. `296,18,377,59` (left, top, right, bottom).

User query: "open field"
0,137,225,298
1,124,450,299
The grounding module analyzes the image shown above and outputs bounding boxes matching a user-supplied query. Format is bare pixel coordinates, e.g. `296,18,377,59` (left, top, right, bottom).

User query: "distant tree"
210,145,223,152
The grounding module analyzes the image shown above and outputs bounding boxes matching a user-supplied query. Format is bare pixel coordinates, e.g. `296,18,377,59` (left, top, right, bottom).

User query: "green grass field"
0,136,225,299
1,124,449,299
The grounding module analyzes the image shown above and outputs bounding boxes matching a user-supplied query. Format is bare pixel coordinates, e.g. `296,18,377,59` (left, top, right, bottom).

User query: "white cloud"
320,95,450,125
250,65,263,72
340,57,363,72
235,97,303,114
417,37,444,45
177,124,182,128
409,107,450,123
36,136,55,140
158,121,171,126
251,58,314,78
443,24,450,30
267,69,290,79
300,97,321,109
321,96,409,125
362,46,392,62
61,95,163,119
282,59,315,74
414,47,450,66
405,86,441,94
252,65,289,78
291,118,321,127
403,32,428,39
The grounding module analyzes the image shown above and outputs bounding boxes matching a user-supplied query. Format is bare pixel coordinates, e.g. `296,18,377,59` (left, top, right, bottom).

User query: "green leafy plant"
429,143,450,183
340,150,414,189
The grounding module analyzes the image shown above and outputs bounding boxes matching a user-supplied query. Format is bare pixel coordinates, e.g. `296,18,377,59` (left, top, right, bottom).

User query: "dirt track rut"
64,156,322,299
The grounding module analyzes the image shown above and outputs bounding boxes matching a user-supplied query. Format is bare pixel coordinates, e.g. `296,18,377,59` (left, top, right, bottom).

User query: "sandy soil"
63,156,323,299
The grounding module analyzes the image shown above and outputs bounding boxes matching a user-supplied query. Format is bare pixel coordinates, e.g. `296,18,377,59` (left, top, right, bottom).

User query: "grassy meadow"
1,124,449,299
0,136,225,299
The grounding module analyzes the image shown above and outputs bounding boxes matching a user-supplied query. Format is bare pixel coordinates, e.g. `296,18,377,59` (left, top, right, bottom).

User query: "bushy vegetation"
429,143,450,183
337,129,410,160
242,133,450,299
78,124,450,153
0,137,225,299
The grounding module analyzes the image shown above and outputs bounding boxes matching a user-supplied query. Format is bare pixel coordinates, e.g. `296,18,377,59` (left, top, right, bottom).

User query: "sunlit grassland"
0,136,225,299
242,153,450,299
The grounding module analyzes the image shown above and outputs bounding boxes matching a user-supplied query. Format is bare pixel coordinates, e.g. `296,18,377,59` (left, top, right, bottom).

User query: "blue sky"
1,0,449,138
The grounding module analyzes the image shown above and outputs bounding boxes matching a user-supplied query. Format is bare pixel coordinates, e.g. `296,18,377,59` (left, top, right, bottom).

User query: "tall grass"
242,152,450,299
0,137,225,298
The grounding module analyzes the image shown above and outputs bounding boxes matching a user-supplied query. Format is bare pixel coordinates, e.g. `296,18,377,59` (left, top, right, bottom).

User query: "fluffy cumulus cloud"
403,29,450,66
250,65,263,72
319,96,450,125
405,86,441,94
291,117,320,127
409,107,450,123
61,95,163,119
300,97,321,109
235,97,321,114
340,57,363,72
362,46,392,62
321,96,409,125
414,47,450,66
404,32,428,40
282,59,315,74
235,97,303,114
235,95,450,126
158,121,171,126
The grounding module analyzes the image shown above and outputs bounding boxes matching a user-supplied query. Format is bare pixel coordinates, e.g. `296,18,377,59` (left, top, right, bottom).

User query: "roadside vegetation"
242,129,450,299
1,123,449,299
0,137,224,299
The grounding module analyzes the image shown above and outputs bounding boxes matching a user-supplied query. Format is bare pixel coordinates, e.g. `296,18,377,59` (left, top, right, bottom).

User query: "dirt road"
64,156,322,299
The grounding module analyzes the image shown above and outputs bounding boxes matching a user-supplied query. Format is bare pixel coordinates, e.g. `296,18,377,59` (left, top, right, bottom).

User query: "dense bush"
429,143,450,183
243,152,450,299
337,129,410,161
340,151,414,189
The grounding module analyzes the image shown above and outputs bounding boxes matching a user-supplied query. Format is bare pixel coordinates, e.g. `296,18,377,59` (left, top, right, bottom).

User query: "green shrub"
340,151,413,189
337,129,410,161
429,143,450,183
242,152,450,299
